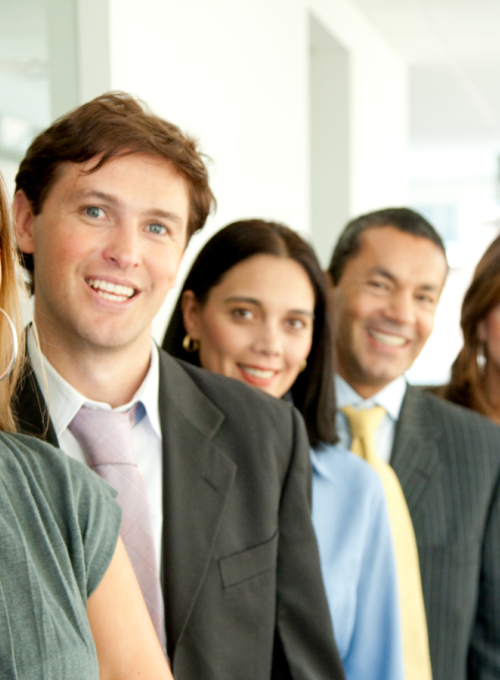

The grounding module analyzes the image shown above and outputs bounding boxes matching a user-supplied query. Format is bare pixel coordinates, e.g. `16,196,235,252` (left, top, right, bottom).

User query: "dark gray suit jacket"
14,349,344,680
392,385,500,680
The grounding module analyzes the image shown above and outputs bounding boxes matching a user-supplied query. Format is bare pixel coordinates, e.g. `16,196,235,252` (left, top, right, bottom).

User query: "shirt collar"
27,326,162,439
310,442,353,483
334,373,407,422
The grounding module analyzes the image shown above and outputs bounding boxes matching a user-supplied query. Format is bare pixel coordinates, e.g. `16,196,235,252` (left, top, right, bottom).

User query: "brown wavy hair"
443,234,500,417
0,173,26,431
15,91,215,294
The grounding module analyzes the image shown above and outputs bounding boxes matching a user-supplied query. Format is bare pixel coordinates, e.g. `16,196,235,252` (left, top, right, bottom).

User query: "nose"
252,320,283,357
385,290,416,326
102,222,141,269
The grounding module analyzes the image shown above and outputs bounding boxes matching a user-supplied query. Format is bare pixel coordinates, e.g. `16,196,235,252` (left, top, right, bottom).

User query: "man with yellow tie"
328,207,500,680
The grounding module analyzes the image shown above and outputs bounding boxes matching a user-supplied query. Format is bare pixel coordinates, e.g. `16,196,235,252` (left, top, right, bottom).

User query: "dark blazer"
391,385,500,680
14,349,344,680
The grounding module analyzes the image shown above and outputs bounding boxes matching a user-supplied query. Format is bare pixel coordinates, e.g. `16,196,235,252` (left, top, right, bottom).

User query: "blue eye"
85,206,103,218
148,223,166,235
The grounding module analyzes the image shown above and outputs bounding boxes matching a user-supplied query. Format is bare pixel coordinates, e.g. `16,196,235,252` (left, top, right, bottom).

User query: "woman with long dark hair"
441,234,500,421
163,219,404,680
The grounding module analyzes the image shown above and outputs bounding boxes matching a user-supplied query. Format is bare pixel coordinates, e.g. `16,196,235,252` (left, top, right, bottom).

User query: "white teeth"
369,329,407,347
96,290,129,303
241,366,276,378
87,278,135,299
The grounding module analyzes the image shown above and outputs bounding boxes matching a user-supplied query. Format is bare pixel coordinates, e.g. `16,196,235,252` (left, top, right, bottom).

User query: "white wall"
310,0,408,215
406,144,500,384
71,0,409,340
310,15,350,267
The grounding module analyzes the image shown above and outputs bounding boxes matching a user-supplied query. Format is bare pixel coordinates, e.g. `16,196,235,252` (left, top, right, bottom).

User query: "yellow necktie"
341,405,432,680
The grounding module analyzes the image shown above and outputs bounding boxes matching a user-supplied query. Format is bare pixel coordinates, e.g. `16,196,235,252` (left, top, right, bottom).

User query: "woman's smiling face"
182,253,315,398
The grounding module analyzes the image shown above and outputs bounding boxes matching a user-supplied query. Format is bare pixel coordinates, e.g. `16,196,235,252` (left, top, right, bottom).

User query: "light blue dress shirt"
311,443,404,680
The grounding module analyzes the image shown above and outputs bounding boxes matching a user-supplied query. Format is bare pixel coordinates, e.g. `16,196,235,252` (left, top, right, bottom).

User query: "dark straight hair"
163,219,337,447
328,207,447,285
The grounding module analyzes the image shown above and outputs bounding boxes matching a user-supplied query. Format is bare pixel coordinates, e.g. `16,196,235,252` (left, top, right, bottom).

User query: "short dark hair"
328,207,447,285
16,91,215,291
163,219,338,447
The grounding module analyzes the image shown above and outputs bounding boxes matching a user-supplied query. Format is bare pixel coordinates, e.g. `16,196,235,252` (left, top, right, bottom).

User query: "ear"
181,290,202,340
13,190,36,254
478,318,488,343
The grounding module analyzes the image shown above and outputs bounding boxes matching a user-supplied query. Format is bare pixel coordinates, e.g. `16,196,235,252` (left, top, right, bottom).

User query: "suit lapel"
14,361,59,447
391,385,442,518
158,352,236,657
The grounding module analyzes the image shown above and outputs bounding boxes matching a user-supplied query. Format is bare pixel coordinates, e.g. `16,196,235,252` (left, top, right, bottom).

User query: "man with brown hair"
12,92,344,680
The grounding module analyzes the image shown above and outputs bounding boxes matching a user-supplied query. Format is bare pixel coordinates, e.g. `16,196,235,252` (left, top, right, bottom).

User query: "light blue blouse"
311,443,404,680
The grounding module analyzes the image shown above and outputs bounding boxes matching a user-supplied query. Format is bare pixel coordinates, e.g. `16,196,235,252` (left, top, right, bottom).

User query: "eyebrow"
70,189,184,225
370,266,441,292
223,295,314,317
71,189,119,205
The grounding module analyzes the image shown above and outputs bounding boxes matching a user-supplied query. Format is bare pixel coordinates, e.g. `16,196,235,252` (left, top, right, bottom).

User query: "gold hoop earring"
299,359,307,373
0,308,18,382
182,334,199,353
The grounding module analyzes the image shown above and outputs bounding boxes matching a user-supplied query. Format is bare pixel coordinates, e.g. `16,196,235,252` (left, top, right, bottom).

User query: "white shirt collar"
27,326,162,439
335,373,407,422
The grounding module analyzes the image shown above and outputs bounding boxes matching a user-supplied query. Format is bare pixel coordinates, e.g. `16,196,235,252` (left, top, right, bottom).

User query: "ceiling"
1,0,499,150
349,0,500,146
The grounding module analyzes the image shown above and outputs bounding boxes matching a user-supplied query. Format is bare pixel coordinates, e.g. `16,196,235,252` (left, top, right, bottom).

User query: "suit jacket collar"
158,351,225,440
158,351,236,657
391,384,442,517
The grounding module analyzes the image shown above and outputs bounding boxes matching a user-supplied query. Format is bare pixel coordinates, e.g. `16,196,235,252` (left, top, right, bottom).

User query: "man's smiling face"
16,153,189,356
333,226,447,398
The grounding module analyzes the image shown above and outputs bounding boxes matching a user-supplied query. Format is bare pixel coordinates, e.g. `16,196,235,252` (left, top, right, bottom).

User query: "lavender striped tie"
69,404,164,643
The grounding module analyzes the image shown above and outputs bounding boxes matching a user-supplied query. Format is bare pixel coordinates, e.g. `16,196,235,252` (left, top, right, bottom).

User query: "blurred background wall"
1,0,499,384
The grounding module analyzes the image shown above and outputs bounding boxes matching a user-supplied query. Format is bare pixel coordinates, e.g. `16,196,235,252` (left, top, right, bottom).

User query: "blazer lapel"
391,385,442,518
158,352,236,657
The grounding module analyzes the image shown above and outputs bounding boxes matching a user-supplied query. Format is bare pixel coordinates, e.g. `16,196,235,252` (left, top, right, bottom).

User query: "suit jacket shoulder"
391,383,500,680
159,351,299,430
393,384,500,473
157,351,305,472
398,383,500,439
